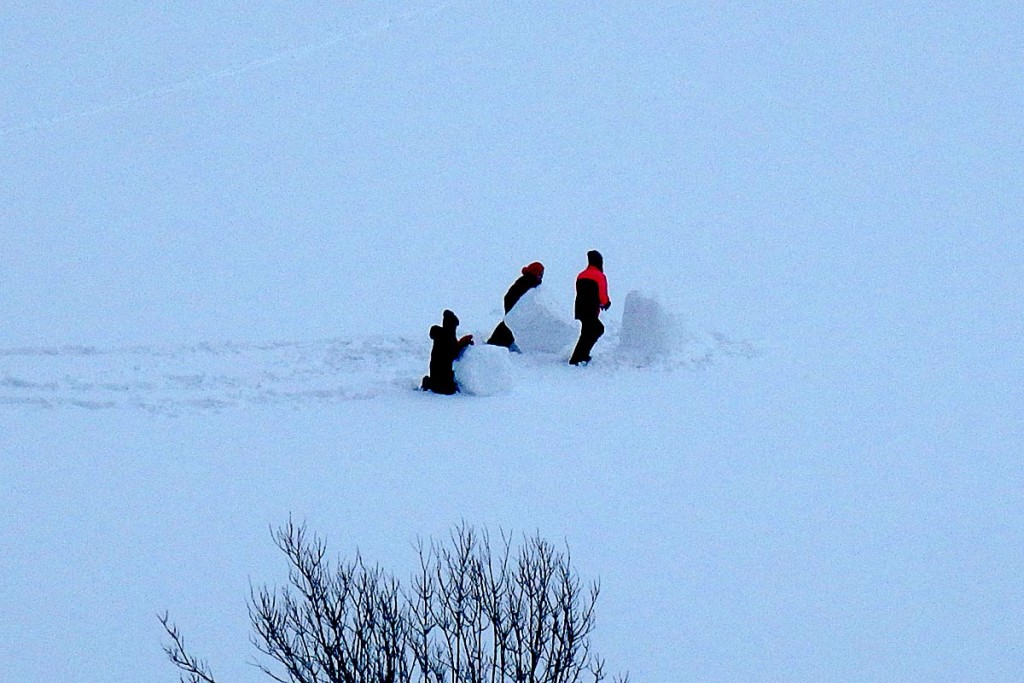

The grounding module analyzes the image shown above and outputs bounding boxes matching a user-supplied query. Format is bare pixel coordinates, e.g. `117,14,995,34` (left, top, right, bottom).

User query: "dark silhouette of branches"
159,611,219,683
248,519,410,683
161,521,626,683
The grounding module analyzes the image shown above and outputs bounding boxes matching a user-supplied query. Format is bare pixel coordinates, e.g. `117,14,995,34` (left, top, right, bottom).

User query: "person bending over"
486,261,544,352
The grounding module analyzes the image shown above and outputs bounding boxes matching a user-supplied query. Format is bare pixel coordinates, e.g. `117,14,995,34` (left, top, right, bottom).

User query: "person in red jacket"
569,250,610,365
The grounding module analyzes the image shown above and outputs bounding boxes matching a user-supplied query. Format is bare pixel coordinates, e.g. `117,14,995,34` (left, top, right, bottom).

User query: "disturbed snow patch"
0,295,763,413
0,337,428,415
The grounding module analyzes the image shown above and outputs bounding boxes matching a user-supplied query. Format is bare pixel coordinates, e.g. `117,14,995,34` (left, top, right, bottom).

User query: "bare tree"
248,519,411,683
161,521,626,683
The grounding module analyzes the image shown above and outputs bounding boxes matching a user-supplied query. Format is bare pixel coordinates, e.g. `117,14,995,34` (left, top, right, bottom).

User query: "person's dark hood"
442,309,459,329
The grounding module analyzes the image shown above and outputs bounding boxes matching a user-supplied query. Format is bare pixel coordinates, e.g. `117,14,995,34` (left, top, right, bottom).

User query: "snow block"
616,290,676,365
502,287,576,354
454,344,514,396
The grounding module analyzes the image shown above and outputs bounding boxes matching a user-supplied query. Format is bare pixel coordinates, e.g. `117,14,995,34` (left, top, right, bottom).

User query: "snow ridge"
0,337,422,415
0,330,760,415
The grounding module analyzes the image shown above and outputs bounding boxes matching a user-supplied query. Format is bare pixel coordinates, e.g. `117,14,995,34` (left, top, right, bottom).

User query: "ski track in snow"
0,331,761,415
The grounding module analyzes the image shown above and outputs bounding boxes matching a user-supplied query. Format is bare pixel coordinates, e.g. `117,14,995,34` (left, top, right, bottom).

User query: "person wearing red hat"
486,261,545,352
569,250,610,366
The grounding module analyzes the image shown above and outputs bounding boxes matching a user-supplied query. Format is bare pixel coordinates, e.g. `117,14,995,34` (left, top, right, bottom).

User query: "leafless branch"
159,611,219,683
161,522,622,683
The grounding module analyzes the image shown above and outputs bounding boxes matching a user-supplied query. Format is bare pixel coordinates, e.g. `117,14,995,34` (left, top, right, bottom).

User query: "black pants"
486,321,515,348
422,373,457,395
569,317,604,365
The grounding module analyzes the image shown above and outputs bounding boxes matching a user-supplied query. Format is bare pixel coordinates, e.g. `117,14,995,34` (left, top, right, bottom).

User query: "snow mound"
502,287,576,354
615,290,679,366
454,344,514,396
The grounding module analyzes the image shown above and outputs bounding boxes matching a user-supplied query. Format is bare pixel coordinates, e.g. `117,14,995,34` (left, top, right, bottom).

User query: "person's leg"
487,321,514,348
570,318,603,365
432,368,458,394
569,322,588,365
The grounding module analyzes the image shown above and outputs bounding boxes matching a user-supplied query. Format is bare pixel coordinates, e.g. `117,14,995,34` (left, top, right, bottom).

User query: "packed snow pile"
454,344,514,396
501,287,576,354
615,290,679,366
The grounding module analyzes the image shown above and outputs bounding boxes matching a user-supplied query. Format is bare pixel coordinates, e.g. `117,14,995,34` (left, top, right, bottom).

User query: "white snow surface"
3,3,1023,682
2,317,1019,682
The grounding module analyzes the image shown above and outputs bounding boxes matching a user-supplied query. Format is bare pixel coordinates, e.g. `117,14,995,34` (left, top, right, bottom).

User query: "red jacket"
575,265,610,319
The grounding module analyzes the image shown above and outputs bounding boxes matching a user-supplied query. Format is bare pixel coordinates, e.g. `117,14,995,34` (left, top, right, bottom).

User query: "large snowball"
615,290,677,365
454,344,514,396
502,287,576,354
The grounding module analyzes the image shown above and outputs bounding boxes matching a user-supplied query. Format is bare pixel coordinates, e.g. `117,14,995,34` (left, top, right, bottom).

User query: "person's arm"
504,276,533,313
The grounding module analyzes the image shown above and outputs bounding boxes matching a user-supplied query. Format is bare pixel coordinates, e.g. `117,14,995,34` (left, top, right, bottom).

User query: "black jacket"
574,278,601,321
424,310,469,394
487,273,541,348
503,273,541,313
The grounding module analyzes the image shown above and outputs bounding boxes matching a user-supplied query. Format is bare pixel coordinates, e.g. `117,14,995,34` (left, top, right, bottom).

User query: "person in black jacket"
422,309,473,394
486,261,544,352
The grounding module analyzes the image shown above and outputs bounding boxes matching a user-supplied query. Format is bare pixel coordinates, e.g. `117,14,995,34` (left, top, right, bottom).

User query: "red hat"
522,262,544,278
